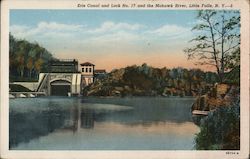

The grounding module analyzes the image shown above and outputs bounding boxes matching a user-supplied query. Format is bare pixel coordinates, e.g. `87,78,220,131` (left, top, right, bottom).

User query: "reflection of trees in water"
9,106,68,149
82,97,195,124
10,98,195,149
91,107,192,125
10,101,98,149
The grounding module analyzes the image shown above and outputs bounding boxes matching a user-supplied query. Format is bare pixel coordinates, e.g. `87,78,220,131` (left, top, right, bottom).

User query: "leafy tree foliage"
195,98,240,150
185,10,240,82
9,33,54,81
86,63,219,96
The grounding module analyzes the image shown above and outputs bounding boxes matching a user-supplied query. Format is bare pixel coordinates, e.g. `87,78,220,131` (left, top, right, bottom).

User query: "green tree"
26,57,33,78
195,99,240,150
34,58,44,78
183,69,194,95
9,34,18,73
184,10,240,82
9,33,54,81
16,53,25,77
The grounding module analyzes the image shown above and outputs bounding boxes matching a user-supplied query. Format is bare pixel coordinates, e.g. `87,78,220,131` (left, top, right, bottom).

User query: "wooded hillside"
9,33,54,82
84,63,219,97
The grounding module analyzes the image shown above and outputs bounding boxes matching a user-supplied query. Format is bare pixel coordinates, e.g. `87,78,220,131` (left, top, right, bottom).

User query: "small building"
94,69,106,75
94,69,107,79
80,62,95,86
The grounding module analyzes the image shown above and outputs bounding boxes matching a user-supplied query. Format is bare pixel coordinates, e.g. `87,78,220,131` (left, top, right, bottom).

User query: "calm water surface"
9,97,199,150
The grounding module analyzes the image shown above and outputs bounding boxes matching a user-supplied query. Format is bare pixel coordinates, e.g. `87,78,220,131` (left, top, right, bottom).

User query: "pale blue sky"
10,10,197,27
10,10,202,71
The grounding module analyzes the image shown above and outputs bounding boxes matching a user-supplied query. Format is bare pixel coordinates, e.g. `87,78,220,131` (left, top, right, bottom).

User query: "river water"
9,97,199,150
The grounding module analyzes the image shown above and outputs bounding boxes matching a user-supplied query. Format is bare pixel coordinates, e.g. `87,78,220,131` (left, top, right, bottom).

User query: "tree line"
123,64,219,96
85,63,220,97
9,33,54,81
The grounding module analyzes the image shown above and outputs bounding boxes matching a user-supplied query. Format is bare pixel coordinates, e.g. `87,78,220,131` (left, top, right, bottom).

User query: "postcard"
0,0,249,158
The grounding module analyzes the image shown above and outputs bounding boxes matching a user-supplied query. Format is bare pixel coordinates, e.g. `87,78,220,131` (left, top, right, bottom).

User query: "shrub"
195,99,240,150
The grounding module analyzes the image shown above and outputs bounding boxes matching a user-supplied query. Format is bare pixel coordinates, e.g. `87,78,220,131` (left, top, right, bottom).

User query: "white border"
1,0,249,159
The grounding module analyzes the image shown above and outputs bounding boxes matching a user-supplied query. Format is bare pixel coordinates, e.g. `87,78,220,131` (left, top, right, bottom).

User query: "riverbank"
191,83,240,150
191,83,239,112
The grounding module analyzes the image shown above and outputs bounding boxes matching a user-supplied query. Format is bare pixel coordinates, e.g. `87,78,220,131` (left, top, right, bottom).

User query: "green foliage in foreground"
195,99,240,150
224,66,240,85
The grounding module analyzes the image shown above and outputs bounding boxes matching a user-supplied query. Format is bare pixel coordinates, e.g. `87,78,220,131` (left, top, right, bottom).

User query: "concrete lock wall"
12,82,38,91
71,73,81,95
12,73,82,96
46,73,82,96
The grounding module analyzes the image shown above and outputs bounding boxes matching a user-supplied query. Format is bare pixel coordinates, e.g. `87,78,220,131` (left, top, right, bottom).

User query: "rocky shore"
191,83,240,112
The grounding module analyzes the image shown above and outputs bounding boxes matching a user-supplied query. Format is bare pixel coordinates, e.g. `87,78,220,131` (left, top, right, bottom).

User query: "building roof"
94,69,106,73
80,62,95,66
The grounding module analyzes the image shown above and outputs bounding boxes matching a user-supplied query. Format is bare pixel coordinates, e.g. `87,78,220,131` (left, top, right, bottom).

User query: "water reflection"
12,121,199,150
81,109,95,129
9,104,67,148
68,104,96,131
10,98,133,148
9,97,198,150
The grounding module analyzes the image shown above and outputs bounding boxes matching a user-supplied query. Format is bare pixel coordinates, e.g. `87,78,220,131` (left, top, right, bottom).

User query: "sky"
10,10,212,71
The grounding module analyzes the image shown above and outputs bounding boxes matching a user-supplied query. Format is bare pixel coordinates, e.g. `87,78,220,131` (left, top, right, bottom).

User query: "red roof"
80,62,95,66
